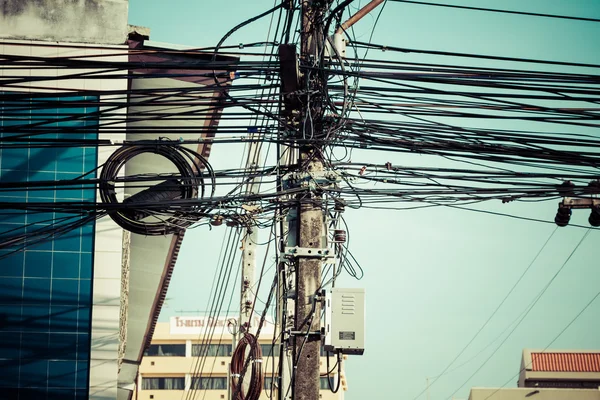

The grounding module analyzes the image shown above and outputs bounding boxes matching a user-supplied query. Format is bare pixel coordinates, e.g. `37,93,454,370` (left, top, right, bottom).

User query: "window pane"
192,344,231,357
264,377,274,391
142,377,185,390
144,344,185,356
260,344,280,357
320,377,334,390
191,377,228,390
142,378,159,390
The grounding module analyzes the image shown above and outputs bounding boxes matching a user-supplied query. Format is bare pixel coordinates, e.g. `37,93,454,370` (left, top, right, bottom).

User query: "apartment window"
264,377,275,391
320,377,335,390
191,377,228,390
260,343,280,357
145,344,186,356
142,377,185,390
192,343,231,357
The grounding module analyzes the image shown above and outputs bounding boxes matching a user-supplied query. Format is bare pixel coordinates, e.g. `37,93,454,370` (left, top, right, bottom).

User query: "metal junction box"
324,288,365,355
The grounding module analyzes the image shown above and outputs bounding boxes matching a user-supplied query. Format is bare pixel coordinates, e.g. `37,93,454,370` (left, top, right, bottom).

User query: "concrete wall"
0,38,129,399
0,0,129,44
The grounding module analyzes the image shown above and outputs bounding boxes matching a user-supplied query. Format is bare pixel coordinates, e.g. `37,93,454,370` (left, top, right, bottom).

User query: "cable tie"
231,374,241,378
253,358,263,363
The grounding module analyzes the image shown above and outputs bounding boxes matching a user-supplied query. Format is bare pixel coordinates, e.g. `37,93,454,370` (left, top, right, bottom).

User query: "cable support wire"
184,227,241,400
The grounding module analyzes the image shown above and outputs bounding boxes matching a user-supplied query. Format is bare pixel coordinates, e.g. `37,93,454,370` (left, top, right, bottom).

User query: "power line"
411,226,558,400
393,0,600,23
445,228,592,399
482,284,600,400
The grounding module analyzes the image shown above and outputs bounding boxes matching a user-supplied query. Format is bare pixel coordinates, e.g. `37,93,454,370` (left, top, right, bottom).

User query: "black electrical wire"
98,141,215,235
392,0,600,23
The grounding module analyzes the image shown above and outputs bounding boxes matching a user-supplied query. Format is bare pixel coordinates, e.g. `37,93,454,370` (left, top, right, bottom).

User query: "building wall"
0,0,129,44
117,47,238,400
0,91,99,399
0,39,128,399
134,320,347,400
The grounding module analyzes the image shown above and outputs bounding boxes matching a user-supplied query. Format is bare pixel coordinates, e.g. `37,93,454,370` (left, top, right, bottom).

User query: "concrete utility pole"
230,131,262,400
275,1,381,399
240,136,262,336
293,1,326,399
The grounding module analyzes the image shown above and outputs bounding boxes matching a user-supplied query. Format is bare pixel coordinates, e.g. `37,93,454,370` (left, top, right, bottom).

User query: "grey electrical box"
324,288,365,355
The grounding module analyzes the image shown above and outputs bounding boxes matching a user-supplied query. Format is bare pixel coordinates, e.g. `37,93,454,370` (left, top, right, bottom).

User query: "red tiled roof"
531,352,600,372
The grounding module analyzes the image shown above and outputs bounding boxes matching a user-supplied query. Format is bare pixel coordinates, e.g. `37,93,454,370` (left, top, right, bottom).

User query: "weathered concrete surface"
0,0,129,44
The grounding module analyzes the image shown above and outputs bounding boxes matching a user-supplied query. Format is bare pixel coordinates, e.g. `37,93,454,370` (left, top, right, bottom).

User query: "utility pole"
293,1,326,400
231,132,261,400
239,136,261,336
277,0,328,398
277,1,383,399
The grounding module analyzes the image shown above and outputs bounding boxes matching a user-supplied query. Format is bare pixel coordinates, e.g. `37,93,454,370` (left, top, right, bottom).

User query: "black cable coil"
230,332,263,400
99,142,215,235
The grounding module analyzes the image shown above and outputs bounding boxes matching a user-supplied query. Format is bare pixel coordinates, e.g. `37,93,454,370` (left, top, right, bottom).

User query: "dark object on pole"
585,180,600,195
557,180,575,196
589,206,600,227
333,229,347,243
555,206,571,227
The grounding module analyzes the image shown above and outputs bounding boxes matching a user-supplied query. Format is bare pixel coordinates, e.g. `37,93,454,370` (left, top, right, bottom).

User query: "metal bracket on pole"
561,197,600,208
282,246,334,259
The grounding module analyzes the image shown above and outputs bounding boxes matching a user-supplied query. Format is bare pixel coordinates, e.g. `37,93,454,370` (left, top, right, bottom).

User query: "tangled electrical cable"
99,141,215,235
323,351,343,393
230,332,264,400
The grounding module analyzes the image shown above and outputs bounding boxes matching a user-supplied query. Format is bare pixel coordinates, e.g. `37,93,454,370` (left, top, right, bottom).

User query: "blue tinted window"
0,93,98,394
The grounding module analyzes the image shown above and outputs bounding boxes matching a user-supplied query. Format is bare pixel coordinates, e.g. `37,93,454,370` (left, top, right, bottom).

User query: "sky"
128,1,600,399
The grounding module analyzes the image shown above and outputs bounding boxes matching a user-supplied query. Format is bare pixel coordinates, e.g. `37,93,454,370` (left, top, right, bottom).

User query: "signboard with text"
170,316,275,336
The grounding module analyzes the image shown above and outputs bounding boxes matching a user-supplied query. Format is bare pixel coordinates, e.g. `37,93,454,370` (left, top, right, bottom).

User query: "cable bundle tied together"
99,142,215,235
230,332,263,400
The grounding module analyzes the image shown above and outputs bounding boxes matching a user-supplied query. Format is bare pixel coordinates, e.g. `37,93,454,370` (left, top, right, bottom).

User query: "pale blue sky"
129,1,600,399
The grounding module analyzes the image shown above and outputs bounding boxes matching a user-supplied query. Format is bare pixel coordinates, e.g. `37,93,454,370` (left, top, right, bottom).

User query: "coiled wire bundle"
230,332,263,400
99,142,215,235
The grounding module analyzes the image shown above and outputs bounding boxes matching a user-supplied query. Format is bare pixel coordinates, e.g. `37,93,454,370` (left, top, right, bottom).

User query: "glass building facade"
0,94,99,398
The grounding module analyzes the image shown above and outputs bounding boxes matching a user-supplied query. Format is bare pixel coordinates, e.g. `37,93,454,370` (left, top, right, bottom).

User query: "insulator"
333,229,347,243
555,206,571,227
589,206,600,227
